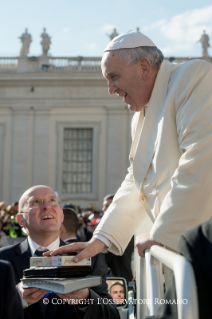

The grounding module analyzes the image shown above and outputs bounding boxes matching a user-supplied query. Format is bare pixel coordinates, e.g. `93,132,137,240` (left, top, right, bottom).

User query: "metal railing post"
144,246,199,319
145,250,163,315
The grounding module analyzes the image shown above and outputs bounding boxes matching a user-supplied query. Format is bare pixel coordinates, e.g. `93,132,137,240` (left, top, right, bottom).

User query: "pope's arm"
151,60,212,251
93,113,148,256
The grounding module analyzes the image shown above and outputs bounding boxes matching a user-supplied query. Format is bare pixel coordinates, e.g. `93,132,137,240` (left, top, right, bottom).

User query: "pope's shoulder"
168,59,212,93
171,58,212,76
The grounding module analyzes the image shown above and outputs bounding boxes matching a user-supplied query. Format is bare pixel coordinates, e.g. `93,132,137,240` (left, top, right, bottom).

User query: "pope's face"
102,51,151,112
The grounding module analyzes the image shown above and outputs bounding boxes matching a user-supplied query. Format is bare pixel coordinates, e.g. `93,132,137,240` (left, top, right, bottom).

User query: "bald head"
19,185,56,213
16,185,63,246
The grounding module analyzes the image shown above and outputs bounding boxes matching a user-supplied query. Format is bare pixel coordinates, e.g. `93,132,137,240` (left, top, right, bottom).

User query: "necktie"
34,247,49,257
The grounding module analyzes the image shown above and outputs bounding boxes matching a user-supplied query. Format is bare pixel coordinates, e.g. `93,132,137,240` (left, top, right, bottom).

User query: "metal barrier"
145,246,198,319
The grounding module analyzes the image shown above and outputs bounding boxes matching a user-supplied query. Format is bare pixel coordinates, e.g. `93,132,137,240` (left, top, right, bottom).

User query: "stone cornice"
0,77,106,88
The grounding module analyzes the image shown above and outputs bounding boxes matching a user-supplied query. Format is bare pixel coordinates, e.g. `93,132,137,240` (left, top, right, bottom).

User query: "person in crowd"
46,31,212,269
60,208,84,244
77,214,92,242
103,194,134,283
0,185,120,319
0,201,6,215
0,260,24,319
0,201,8,225
0,217,9,248
102,194,114,213
110,282,125,305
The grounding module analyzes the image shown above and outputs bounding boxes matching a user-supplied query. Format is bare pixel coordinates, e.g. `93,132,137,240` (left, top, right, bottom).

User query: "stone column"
26,108,35,189
104,106,131,194
10,110,29,201
32,110,50,185
0,123,5,199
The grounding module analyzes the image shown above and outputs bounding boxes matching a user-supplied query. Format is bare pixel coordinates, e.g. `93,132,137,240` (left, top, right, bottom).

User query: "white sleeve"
92,234,111,250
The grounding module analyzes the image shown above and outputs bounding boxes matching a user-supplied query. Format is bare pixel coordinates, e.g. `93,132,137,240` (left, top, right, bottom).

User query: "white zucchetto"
104,31,156,52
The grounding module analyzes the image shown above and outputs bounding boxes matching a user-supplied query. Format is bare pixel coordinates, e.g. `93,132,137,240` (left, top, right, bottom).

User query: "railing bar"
145,246,199,319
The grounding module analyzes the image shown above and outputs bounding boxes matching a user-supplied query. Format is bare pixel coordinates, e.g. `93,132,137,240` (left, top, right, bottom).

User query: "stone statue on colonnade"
107,28,119,41
40,28,51,55
197,30,210,57
19,29,32,56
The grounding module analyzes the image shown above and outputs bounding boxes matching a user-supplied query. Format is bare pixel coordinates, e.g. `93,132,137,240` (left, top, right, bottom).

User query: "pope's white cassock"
94,58,212,254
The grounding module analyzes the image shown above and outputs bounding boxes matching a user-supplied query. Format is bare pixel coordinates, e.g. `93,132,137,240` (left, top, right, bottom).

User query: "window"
62,128,93,194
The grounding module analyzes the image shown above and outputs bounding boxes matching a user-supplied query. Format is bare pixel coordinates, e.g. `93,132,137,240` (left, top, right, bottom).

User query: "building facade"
0,57,132,208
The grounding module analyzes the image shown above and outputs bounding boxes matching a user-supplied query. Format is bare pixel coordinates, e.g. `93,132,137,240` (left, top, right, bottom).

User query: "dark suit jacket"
105,236,134,283
145,219,212,319
0,260,24,319
0,238,120,319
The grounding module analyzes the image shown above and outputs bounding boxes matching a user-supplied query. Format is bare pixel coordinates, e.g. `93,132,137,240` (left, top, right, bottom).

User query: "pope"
45,31,212,262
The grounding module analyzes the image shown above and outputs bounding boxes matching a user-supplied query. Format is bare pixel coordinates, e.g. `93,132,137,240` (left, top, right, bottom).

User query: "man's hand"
135,233,163,257
43,238,107,262
18,283,48,305
56,288,90,305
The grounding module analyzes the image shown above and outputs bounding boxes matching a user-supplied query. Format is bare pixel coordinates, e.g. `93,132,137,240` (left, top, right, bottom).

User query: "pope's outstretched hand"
43,238,107,262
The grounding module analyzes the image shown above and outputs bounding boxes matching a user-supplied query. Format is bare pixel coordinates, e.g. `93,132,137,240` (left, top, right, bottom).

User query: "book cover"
24,265,92,278
21,275,102,294
30,255,91,267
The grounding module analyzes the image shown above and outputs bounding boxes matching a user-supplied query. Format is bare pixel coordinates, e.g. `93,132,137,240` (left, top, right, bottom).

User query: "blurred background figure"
0,201,6,214
77,213,93,241
60,208,80,243
102,194,114,213
0,217,9,248
0,200,25,242
0,202,8,224
4,203,22,238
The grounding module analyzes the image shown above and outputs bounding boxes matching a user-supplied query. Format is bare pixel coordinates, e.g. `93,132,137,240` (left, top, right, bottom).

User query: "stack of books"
21,255,102,294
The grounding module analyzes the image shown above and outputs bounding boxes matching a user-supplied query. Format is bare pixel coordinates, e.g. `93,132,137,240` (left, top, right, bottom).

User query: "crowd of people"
0,201,22,245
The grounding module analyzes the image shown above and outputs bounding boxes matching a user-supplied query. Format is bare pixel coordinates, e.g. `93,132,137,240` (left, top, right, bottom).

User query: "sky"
0,0,212,58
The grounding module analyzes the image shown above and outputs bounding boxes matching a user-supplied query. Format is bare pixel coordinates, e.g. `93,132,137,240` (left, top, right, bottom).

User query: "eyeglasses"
24,197,59,209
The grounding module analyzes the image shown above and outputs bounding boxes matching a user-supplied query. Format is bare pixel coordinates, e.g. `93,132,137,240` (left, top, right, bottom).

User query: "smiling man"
46,32,212,274
0,185,119,319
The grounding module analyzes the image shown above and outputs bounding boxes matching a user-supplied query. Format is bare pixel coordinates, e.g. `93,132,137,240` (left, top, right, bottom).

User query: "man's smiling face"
17,186,64,240
101,50,153,112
